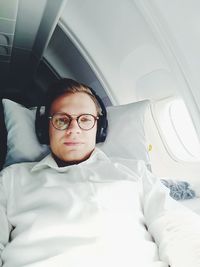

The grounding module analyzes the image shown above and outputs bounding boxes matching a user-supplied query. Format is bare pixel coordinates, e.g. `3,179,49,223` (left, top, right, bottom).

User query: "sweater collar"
31,148,109,172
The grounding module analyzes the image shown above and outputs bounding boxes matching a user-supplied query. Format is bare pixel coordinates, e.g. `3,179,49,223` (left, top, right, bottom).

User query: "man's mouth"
63,142,84,146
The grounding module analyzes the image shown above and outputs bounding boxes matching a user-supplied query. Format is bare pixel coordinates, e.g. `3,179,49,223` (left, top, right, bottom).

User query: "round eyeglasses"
49,113,99,131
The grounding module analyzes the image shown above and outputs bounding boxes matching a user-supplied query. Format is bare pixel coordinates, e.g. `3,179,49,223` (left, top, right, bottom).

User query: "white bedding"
143,173,200,267
180,197,200,215
1,153,200,266
0,154,168,267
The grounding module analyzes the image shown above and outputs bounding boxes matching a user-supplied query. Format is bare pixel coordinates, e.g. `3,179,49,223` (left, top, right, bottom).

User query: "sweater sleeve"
141,166,200,267
0,169,12,266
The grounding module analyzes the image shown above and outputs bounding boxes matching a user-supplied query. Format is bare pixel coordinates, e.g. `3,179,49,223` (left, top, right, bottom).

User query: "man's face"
49,92,98,163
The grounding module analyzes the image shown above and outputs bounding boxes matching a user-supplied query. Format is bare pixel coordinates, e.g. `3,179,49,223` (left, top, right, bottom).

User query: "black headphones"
89,87,108,143
35,85,108,145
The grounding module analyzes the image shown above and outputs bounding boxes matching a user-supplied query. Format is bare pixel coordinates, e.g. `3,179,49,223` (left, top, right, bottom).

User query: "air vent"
0,29,13,62
0,0,18,62
0,33,12,61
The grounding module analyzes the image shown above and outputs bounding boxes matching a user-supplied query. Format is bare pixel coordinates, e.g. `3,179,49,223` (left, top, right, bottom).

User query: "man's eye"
80,116,93,123
81,117,91,122
56,117,69,125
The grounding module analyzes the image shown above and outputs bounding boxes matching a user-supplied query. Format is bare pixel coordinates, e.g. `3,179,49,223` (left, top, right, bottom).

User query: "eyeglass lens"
51,113,96,130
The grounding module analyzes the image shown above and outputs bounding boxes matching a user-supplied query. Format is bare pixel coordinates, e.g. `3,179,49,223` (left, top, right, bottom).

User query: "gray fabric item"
161,179,196,201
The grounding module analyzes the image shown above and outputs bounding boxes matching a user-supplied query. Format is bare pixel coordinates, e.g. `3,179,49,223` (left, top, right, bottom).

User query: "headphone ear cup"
88,87,108,143
35,107,49,145
96,115,108,143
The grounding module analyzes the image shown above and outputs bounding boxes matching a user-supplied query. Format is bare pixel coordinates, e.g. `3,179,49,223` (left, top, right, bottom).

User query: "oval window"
153,98,200,162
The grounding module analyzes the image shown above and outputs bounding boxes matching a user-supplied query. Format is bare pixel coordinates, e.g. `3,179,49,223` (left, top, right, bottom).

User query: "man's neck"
52,152,93,167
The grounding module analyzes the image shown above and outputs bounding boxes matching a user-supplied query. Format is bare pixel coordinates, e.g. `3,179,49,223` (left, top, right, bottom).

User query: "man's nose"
65,118,81,134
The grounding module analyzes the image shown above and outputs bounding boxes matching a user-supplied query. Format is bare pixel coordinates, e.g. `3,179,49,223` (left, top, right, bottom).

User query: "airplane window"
169,99,200,160
152,98,200,162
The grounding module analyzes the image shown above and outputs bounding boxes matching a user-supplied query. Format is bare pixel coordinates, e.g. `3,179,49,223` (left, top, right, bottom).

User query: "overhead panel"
0,0,18,61
0,0,18,83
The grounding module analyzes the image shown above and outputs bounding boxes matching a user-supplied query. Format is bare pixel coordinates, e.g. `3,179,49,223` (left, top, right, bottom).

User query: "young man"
0,78,200,267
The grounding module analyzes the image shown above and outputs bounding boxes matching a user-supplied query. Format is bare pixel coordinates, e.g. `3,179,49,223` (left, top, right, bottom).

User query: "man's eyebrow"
51,111,97,116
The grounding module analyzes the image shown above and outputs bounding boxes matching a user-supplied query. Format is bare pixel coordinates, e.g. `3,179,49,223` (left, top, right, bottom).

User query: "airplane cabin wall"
60,0,179,104
43,25,112,106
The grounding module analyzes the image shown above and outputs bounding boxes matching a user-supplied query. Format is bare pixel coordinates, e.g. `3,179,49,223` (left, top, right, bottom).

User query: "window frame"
151,97,200,162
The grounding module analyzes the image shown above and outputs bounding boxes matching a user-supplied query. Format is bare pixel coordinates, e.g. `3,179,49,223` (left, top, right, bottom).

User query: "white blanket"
1,152,200,266
143,167,200,267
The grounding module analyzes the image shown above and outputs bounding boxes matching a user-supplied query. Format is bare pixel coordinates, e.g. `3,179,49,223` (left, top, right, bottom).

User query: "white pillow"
2,99,50,167
2,98,150,166
97,100,150,164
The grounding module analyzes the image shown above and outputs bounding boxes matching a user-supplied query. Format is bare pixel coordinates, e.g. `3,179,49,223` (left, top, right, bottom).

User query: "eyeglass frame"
48,112,99,131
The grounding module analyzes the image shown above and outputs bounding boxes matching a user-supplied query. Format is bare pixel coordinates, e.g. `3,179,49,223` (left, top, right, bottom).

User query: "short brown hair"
46,78,102,116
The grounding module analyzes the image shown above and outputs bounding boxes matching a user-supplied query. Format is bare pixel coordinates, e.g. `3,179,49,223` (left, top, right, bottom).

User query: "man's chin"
52,152,83,167
61,150,93,164
52,147,95,167
62,150,84,160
